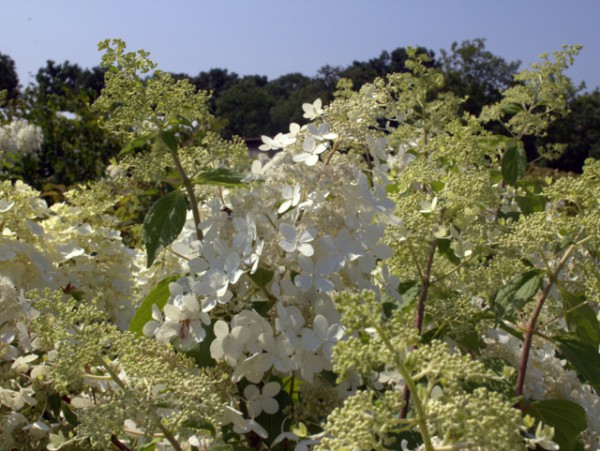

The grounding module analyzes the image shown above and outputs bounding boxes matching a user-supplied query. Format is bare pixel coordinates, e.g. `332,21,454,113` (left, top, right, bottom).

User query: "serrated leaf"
525,399,587,451
128,275,178,334
158,129,178,152
119,134,151,157
143,189,187,268
560,288,600,349
500,102,524,116
492,270,544,324
502,141,527,186
554,333,600,391
194,168,247,187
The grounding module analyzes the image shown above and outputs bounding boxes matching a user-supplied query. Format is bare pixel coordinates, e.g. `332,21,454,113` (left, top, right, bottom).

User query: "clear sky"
2,1,600,91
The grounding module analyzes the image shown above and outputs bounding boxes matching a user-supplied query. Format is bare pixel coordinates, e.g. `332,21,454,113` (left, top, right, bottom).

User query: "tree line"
1,38,599,193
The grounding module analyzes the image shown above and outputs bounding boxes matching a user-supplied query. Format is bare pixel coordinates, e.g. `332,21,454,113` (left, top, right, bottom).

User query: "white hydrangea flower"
210,320,251,367
232,214,256,254
278,184,302,214
0,200,15,213
259,132,296,151
307,123,338,142
221,406,268,439
300,314,344,359
302,98,324,120
244,382,281,417
275,302,305,336
293,136,328,166
278,223,316,257
366,136,389,161
23,420,51,441
294,254,339,293
0,386,36,410
151,294,209,348
10,354,38,374
0,119,43,160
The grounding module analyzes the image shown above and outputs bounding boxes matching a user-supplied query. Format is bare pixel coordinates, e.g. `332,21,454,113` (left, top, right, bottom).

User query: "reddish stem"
401,239,437,418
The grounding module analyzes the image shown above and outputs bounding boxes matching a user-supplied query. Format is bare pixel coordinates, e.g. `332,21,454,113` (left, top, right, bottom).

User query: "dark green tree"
440,38,520,114
315,64,343,94
337,47,437,88
543,89,600,172
267,73,329,130
0,51,19,100
215,75,275,137
172,68,240,112
20,61,120,191
34,60,106,106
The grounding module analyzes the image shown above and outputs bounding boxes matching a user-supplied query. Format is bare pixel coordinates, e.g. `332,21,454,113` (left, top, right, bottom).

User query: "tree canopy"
0,39,598,194
0,51,19,100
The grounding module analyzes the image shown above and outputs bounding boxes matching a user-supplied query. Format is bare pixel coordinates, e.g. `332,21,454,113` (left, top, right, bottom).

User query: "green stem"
168,148,203,241
372,324,434,451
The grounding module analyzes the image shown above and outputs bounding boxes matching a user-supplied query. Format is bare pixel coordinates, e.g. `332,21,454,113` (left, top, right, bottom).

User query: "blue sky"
3,1,600,91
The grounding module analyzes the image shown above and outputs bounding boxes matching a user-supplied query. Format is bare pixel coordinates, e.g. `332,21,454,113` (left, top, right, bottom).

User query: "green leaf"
501,141,527,186
516,194,547,215
129,275,178,334
180,418,216,436
139,438,162,451
184,321,217,368
252,301,274,317
194,168,247,187
143,189,187,268
492,270,544,324
48,393,62,418
119,134,151,157
499,102,524,116
398,280,421,306
248,266,274,290
525,399,587,451
430,180,445,193
560,288,600,349
554,333,600,391
61,401,79,426
455,328,482,354
254,389,293,446
158,130,178,152
436,238,460,265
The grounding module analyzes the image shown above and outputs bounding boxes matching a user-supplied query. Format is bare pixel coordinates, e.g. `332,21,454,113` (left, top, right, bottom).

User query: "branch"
401,238,437,419
168,148,203,241
514,235,589,404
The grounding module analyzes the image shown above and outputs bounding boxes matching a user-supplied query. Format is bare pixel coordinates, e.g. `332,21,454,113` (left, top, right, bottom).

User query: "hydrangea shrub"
1,41,599,450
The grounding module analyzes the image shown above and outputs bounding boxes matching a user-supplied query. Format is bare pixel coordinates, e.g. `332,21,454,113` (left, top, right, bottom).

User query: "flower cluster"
0,42,598,451
0,180,141,328
0,119,43,159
